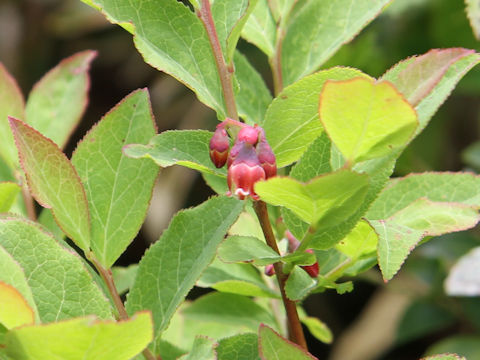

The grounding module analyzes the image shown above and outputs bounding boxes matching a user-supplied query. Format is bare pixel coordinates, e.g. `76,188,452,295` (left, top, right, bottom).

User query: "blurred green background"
2,0,480,359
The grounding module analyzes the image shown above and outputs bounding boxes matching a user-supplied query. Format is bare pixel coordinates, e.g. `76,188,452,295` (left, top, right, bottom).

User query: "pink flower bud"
227,143,265,200
265,264,275,276
237,126,258,145
209,127,230,168
256,127,276,178
301,249,319,278
285,230,300,252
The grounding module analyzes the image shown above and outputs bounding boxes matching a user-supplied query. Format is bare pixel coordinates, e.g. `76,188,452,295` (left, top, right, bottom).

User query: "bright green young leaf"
229,210,265,240
297,307,333,344
0,216,112,322
198,258,278,298
0,182,20,213
9,117,90,251
320,77,418,164
0,63,24,169
25,51,95,149
367,172,480,220
422,355,466,360
234,51,272,125
382,48,480,136
335,220,377,260
0,245,38,323
258,324,316,360
124,130,226,177
180,336,217,360
466,1,480,39
241,0,276,57
182,292,277,331
5,312,152,360
0,282,35,329
126,196,243,338
263,67,371,167
86,0,226,117
369,199,480,281
285,266,317,301
255,169,369,227
212,0,259,63
217,333,260,360
112,265,138,295
281,0,391,86
71,89,159,268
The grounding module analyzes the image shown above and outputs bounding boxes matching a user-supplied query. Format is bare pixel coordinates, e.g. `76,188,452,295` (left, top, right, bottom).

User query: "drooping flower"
256,127,277,179
209,127,230,168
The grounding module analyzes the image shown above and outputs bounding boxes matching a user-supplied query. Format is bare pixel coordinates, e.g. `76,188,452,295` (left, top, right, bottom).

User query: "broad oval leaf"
0,63,25,168
9,117,91,251
124,130,226,177
0,282,35,329
25,51,96,149
281,0,391,86
382,48,480,136
263,67,371,168
255,169,369,229
319,77,418,164
217,333,260,360
71,89,159,268
125,196,244,338
0,216,112,322
86,0,226,117
258,324,316,360
5,312,152,360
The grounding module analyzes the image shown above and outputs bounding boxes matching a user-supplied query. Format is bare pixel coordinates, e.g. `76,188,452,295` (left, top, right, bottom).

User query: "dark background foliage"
2,0,480,358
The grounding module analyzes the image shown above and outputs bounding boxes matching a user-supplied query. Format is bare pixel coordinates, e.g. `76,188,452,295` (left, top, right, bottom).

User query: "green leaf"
125,196,243,338
217,333,260,360
367,172,480,220
37,209,65,240
5,312,153,360
425,336,480,359
281,0,390,86
124,130,226,177
335,220,377,260
255,169,369,228
262,67,371,167
241,0,276,57
466,1,480,39
0,282,35,329
234,51,272,125
320,77,417,163
156,339,187,360
421,355,466,360
88,0,226,117
445,246,480,296
212,0,258,63
9,118,91,251
268,0,298,22
180,336,217,360
0,63,24,168
258,324,316,360
382,48,480,136
297,307,332,344
183,292,277,331
369,198,480,281
0,182,20,212
198,258,278,298
0,245,38,323
0,216,112,322
25,51,95,148
396,301,455,345
218,236,279,264
285,266,317,301
72,89,158,268
112,265,138,295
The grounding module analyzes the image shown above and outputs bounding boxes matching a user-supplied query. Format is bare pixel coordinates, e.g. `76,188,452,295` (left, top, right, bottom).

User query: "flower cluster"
209,119,276,200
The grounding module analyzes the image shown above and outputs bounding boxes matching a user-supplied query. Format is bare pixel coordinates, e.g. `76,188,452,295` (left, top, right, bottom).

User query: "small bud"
256,127,276,178
237,126,258,145
285,230,300,252
227,143,265,200
301,249,319,278
265,264,275,276
209,127,230,168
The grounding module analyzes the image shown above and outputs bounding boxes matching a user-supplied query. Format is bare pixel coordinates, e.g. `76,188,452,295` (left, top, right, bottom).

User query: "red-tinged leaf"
9,117,90,251
0,63,25,168
0,281,35,329
384,48,476,107
258,324,317,360
25,50,96,149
